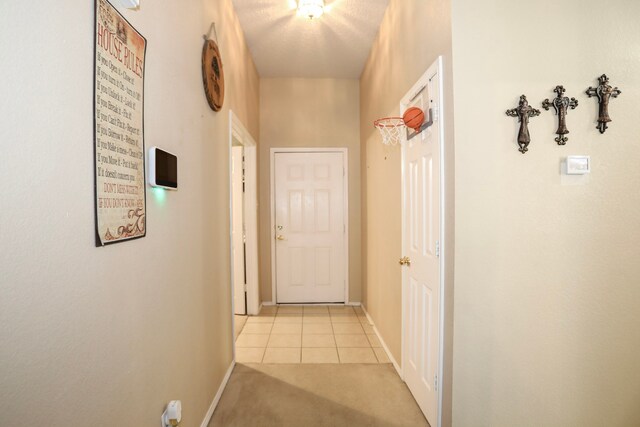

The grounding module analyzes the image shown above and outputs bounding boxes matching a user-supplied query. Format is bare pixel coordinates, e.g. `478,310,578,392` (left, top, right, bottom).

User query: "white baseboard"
360,305,402,377
260,302,360,306
200,360,236,427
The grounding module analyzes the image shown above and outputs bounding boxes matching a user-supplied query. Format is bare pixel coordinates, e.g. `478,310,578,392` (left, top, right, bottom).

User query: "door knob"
276,235,286,241
399,256,411,266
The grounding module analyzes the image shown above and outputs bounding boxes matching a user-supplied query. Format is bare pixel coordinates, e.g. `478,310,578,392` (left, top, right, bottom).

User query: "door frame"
269,147,350,304
400,56,446,427
229,110,260,328
231,145,246,315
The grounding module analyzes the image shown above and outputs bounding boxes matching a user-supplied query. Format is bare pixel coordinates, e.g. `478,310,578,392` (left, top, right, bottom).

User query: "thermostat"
149,147,178,190
566,156,591,175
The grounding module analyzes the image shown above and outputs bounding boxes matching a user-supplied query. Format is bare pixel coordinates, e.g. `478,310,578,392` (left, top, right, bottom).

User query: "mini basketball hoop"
373,116,405,146
374,106,434,145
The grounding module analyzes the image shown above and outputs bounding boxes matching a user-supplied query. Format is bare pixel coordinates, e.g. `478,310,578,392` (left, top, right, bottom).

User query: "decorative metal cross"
586,74,622,134
542,85,578,145
506,95,541,154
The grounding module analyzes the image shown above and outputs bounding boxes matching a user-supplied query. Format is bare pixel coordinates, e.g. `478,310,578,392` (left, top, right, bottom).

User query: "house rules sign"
94,0,147,246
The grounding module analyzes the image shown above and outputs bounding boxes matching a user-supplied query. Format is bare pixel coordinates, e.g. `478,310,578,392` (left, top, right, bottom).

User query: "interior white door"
231,146,246,315
274,152,346,303
402,63,442,424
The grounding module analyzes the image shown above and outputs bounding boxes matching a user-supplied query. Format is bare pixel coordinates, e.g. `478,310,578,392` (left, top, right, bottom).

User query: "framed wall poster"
94,0,147,246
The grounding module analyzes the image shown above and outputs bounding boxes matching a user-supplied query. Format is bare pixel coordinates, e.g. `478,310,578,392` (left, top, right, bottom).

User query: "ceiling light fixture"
297,0,325,19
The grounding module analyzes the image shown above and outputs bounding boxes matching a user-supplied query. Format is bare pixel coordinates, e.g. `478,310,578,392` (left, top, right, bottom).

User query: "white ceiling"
231,0,390,78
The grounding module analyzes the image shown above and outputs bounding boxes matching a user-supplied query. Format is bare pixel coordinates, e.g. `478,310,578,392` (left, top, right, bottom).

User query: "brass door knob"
276,235,286,241
399,256,411,266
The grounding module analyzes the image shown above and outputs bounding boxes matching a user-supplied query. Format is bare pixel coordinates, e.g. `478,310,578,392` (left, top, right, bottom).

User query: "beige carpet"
209,363,430,427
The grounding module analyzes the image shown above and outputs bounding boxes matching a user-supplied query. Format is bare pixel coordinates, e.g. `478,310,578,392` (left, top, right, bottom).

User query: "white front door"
231,146,246,315
401,60,443,425
274,151,346,303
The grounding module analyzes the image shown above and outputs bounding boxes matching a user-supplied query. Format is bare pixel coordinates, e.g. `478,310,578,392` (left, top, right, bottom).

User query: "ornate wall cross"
506,95,541,154
586,74,622,134
542,85,578,145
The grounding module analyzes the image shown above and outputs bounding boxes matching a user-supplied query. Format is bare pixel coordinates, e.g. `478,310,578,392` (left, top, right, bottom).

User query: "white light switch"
566,156,590,175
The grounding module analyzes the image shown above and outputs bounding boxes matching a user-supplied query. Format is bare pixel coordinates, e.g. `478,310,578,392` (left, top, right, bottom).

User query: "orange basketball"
403,107,425,132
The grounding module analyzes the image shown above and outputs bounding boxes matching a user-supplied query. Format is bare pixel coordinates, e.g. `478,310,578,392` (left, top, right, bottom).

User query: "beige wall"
451,0,640,425
359,0,455,424
258,78,361,303
0,1,258,426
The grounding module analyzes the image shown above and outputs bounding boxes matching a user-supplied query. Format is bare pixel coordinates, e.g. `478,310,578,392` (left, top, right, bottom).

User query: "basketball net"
373,117,406,146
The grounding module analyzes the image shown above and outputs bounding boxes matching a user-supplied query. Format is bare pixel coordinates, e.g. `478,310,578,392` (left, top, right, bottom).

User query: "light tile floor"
235,305,391,364
234,315,247,340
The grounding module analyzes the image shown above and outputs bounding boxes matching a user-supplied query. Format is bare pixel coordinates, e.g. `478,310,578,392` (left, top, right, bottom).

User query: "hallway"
2,1,639,426
209,363,429,427
212,306,426,426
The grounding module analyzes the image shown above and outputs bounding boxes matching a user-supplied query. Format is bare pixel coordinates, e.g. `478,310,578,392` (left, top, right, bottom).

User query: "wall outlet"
161,400,182,427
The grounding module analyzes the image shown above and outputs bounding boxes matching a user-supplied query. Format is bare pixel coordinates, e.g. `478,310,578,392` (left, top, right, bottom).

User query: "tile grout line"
244,305,382,364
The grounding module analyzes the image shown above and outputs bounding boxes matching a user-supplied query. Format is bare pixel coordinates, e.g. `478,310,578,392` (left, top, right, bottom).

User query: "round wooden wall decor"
201,39,225,111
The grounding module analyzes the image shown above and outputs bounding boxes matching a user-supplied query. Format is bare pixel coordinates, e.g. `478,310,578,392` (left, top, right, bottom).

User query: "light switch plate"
566,156,591,175
120,0,139,9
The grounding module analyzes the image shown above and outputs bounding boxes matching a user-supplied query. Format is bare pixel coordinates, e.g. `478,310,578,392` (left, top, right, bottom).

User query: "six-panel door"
402,67,441,425
274,152,346,303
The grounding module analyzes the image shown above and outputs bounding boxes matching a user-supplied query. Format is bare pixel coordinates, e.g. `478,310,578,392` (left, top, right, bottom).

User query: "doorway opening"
229,111,259,344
